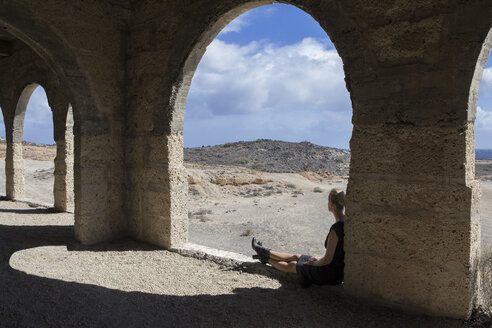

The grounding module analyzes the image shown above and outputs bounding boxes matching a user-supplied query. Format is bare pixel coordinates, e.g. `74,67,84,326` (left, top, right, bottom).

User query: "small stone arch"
4,81,75,212
5,83,38,199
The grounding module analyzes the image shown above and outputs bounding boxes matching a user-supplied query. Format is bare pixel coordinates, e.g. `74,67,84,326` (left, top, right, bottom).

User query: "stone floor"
0,200,487,327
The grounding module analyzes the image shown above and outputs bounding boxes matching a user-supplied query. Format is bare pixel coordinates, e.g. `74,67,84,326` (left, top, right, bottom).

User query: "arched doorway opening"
470,27,492,311
182,4,353,256
15,84,55,206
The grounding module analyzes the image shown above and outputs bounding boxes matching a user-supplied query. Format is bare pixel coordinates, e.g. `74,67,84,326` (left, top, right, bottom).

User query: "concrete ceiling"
0,27,14,57
0,27,14,41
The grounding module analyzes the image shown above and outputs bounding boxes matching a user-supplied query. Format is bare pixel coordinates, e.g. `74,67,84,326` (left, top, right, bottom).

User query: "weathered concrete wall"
0,0,490,319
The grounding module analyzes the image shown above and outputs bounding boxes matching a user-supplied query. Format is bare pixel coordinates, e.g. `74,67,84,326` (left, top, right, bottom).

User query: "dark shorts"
296,254,343,288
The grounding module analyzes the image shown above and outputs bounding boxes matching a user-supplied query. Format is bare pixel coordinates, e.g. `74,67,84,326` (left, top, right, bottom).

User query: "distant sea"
476,149,492,160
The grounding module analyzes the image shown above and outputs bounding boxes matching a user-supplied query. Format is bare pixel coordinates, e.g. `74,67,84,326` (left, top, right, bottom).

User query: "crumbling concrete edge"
170,242,254,267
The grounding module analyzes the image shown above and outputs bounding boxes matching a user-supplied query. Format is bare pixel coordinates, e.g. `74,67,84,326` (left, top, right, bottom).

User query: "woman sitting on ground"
252,188,345,287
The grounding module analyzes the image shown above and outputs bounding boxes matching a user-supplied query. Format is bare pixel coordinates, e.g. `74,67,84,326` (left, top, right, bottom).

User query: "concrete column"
74,131,126,245
127,133,188,248
5,139,24,200
53,106,74,212
344,121,480,318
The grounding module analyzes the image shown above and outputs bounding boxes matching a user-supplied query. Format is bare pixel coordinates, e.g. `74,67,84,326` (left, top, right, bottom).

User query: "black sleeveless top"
324,221,344,271
296,221,345,286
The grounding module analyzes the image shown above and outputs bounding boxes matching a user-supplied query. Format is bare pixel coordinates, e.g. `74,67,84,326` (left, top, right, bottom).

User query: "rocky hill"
1,136,490,180
184,139,350,176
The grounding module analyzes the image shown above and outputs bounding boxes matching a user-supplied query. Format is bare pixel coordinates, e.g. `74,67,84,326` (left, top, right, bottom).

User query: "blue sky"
0,3,491,149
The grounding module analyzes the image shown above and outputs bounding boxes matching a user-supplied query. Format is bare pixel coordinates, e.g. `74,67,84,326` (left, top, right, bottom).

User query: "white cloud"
185,37,353,148
482,67,492,84
219,15,250,35
476,106,492,131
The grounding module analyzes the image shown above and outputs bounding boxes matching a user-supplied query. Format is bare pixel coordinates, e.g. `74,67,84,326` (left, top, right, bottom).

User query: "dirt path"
0,200,474,327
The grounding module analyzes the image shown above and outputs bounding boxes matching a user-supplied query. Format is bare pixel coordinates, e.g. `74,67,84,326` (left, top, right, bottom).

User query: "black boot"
252,254,269,265
252,237,270,264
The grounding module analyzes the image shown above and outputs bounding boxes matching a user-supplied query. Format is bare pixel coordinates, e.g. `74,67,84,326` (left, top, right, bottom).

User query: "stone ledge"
171,242,252,267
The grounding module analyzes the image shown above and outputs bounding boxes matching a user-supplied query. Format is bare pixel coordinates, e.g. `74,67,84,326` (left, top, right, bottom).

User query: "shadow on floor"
0,207,57,214
0,217,484,327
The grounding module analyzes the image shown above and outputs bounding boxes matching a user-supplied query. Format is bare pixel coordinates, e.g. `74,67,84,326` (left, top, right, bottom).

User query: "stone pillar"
344,120,480,318
127,133,188,248
74,108,127,244
5,138,24,200
53,106,74,212
74,131,126,244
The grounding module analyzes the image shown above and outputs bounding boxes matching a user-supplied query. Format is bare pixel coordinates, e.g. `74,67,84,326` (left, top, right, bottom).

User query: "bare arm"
309,230,338,267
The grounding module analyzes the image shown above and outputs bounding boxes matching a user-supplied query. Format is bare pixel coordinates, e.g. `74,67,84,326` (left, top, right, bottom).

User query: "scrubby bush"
234,157,249,164
240,229,254,237
313,187,323,193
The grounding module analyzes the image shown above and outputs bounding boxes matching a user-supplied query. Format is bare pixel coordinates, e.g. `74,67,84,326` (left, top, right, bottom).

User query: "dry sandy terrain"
0,159,490,255
0,201,478,327
0,148,489,326
186,163,349,256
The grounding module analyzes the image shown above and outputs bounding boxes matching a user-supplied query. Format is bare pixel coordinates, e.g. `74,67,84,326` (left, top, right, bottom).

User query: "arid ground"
0,142,490,326
0,157,490,256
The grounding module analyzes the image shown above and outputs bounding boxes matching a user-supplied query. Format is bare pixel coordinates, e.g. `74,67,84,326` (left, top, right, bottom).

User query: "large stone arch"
126,0,362,249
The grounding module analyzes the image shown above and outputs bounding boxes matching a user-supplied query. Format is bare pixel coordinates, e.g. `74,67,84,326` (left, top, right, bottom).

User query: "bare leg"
268,260,298,274
269,251,301,262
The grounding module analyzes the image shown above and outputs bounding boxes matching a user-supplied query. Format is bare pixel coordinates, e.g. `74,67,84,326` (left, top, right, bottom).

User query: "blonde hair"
329,189,345,210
